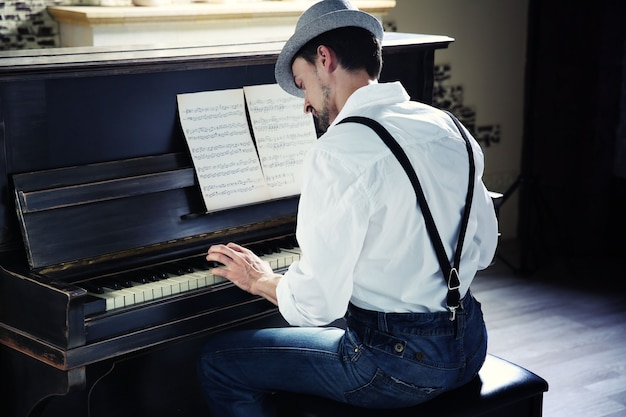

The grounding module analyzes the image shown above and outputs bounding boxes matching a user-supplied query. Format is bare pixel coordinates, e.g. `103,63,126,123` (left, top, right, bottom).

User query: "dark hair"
295,26,382,79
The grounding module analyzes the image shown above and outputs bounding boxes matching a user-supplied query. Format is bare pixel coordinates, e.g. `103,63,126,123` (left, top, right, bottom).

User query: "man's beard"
314,84,333,133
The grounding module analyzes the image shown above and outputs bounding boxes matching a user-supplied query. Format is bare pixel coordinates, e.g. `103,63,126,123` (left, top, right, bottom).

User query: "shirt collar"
329,81,411,129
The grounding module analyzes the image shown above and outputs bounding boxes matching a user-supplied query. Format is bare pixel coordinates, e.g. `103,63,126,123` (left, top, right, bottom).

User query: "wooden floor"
471,242,626,417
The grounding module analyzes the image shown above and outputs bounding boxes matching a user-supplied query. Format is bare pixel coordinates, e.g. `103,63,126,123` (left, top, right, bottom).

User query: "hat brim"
275,9,384,98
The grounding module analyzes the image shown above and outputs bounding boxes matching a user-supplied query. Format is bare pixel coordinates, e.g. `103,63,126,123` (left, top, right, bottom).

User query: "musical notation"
177,88,271,211
177,84,316,212
244,84,317,199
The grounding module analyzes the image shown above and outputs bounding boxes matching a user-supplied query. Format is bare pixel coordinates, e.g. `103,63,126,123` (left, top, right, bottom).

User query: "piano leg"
0,342,207,417
1,311,288,417
0,344,87,417
0,340,208,417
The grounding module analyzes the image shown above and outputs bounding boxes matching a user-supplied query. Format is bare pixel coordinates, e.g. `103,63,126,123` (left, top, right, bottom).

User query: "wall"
385,0,529,240
0,0,59,49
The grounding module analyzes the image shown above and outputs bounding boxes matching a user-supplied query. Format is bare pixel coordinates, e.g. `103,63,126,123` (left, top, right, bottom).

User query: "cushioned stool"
275,354,548,417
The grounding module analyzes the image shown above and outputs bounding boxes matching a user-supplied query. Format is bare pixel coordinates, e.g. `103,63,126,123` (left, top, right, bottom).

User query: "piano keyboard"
86,246,302,312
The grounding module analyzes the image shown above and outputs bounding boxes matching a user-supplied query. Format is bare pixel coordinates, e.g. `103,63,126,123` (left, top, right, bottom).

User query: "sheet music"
244,84,317,199
177,88,270,211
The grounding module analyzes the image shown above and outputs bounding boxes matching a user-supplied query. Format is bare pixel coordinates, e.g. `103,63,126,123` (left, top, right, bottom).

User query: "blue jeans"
197,293,487,417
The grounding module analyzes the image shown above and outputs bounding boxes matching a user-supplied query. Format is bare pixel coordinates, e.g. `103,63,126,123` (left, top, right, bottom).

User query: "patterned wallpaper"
0,0,60,50
433,63,501,148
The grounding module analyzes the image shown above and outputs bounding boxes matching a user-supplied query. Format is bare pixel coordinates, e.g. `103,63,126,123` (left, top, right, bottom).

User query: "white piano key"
186,274,199,290
140,283,156,301
142,281,164,299
124,286,145,304
194,272,210,288
213,275,228,284
169,275,190,292
260,252,280,270
87,245,301,312
280,247,302,261
101,288,134,310
96,292,118,311
160,281,173,297
276,247,302,268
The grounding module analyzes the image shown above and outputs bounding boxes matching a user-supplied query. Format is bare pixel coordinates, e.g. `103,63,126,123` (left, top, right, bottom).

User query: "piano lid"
12,152,298,275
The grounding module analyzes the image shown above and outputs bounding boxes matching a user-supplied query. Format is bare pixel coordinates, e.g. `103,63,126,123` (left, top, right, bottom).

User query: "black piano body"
0,33,453,417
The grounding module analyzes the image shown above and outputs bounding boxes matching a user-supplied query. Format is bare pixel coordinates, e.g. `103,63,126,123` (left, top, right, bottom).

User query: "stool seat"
275,354,548,417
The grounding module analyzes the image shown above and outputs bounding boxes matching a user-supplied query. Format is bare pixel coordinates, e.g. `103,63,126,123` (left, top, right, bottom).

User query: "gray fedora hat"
275,0,384,97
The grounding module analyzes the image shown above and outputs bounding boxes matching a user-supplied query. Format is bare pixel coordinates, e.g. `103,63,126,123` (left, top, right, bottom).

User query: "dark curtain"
519,0,626,274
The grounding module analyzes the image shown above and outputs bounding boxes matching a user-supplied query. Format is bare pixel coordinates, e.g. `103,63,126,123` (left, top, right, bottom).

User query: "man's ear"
316,45,337,73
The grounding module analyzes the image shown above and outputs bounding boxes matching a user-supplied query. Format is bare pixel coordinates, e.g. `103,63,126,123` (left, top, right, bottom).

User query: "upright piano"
0,33,453,417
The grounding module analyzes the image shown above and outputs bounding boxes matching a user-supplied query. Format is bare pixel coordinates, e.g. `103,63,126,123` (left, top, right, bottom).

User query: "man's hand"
207,242,281,305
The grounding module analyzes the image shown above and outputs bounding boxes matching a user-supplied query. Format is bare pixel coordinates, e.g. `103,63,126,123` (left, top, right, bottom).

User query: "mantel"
48,1,397,47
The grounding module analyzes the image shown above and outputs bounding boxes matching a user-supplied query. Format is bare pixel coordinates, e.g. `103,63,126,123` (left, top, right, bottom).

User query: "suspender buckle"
447,268,461,290
447,268,461,321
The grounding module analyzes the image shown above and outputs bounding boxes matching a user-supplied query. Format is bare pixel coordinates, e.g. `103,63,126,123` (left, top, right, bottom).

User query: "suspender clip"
448,305,458,321
447,268,461,290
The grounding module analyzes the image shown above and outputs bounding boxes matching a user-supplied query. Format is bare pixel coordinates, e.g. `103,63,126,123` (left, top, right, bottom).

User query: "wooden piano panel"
3,63,276,174
12,152,298,271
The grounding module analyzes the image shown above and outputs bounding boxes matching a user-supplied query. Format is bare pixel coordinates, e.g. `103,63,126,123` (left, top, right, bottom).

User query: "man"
198,1,498,416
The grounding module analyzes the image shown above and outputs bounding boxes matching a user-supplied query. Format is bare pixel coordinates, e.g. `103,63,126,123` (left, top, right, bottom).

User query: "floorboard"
471,242,626,417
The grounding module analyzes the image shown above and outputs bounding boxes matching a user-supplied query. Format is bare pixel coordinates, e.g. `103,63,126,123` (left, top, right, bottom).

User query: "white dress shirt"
276,82,498,327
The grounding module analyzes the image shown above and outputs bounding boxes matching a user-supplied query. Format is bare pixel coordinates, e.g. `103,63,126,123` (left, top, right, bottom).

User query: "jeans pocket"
365,329,407,358
343,368,442,408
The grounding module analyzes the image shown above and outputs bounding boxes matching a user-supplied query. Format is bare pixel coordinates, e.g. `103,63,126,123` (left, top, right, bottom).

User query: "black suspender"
337,111,475,321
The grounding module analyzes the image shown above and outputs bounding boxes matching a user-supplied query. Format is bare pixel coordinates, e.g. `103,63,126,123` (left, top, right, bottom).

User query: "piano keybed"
85,242,302,312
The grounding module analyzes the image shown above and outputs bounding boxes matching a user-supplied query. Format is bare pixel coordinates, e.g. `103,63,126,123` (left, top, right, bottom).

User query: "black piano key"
102,283,116,292
83,283,105,294
99,274,133,288
145,271,163,282
100,280,123,290
126,269,161,284
130,274,151,284
190,257,211,270
279,236,297,250
162,264,188,276
149,269,169,280
116,277,134,288
251,243,273,257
